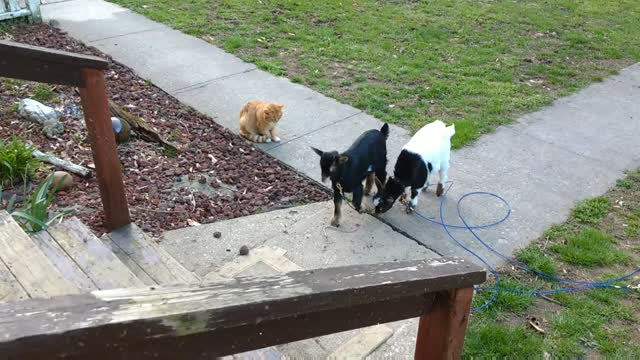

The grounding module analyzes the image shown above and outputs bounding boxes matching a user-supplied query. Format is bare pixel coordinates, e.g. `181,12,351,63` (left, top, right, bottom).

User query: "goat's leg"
437,165,449,197
352,184,365,213
364,173,375,196
331,185,343,227
406,187,421,214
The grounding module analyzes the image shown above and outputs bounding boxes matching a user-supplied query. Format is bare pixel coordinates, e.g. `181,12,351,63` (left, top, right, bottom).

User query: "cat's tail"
240,131,270,143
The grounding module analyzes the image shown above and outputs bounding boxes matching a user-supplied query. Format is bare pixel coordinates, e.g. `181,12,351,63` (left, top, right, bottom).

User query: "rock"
239,245,249,256
213,231,222,239
43,119,65,138
51,171,73,191
199,176,207,184
111,117,131,143
19,99,60,124
18,99,64,138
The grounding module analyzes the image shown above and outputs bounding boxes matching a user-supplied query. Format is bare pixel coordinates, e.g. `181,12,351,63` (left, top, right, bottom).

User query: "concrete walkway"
42,0,640,263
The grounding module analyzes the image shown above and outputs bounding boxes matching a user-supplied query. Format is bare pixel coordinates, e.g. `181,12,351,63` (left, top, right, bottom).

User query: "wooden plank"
104,223,200,285
100,234,157,286
0,211,80,299
47,217,144,289
25,0,41,23
414,288,475,360
7,0,18,12
0,258,485,359
0,258,28,303
0,9,30,21
31,231,97,292
78,69,131,230
0,40,108,71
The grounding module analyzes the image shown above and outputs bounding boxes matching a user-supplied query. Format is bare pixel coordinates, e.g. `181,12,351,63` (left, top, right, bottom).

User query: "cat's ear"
311,147,323,157
338,155,349,164
275,103,285,109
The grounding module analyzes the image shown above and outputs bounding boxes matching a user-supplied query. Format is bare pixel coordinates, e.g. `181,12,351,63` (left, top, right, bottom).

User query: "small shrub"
0,137,41,186
572,197,610,225
550,228,630,266
9,174,71,233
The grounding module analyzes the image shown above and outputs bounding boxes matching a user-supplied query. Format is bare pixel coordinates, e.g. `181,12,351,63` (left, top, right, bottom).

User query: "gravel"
0,24,329,235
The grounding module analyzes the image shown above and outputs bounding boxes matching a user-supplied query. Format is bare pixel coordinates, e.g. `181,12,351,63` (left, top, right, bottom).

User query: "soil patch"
0,24,329,235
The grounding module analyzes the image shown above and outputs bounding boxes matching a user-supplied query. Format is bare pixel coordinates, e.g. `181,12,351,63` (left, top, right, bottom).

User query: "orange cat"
239,100,284,143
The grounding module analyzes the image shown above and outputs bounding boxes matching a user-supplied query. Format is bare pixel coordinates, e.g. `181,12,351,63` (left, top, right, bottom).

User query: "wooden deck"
0,210,199,302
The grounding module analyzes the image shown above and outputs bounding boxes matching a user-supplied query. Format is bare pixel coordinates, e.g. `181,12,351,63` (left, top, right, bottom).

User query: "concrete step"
0,211,79,301
101,223,200,286
158,201,438,358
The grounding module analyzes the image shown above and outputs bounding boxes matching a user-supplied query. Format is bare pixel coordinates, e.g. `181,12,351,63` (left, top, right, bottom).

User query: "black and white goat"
312,123,389,227
374,120,454,214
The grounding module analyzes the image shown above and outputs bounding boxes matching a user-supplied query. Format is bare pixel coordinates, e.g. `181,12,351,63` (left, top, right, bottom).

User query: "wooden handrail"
0,40,130,230
0,257,485,359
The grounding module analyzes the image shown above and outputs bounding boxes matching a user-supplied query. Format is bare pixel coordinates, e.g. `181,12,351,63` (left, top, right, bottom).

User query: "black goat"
312,123,389,227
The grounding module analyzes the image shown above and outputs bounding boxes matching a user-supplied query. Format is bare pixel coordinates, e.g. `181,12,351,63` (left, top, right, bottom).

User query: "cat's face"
263,103,284,123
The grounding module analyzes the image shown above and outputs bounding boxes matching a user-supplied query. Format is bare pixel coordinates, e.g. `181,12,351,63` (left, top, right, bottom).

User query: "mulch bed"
0,24,329,235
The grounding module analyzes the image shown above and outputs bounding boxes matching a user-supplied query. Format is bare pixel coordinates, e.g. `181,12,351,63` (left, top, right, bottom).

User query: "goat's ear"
310,147,323,157
338,155,349,164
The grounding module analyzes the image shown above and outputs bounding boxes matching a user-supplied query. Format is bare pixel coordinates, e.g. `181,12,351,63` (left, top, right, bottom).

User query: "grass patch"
464,169,640,357
549,228,630,266
464,319,543,358
515,245,557,275
112,0,640,146
31,83,58,103
572,196,610,225
0,137,41,186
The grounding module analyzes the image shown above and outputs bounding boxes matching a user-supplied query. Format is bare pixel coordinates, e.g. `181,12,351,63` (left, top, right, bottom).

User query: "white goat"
374,120,455,213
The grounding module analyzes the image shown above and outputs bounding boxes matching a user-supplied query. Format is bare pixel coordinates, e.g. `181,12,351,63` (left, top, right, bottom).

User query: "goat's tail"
380,123,390,140
445,123,456,138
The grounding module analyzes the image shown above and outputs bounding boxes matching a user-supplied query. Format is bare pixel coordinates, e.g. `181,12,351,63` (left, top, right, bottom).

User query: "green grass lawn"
464,169,640,358
111,0,640,147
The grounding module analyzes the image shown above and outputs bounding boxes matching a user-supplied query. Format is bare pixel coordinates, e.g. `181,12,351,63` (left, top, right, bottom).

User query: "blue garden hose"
411,182,640,312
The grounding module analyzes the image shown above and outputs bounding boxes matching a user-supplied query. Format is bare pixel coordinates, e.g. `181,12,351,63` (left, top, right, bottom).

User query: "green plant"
32,83,57,103
572,197,610,225
0,137,41,186
4,174,71,233
549,228,630,266
515,245,557,276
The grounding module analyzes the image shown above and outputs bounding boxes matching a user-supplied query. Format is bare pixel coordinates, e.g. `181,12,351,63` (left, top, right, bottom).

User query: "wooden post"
26,0,42,23
414,287,474,360
78,68,131,230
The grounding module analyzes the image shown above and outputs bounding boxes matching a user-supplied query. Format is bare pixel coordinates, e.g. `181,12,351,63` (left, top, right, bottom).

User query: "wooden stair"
0,210,199,303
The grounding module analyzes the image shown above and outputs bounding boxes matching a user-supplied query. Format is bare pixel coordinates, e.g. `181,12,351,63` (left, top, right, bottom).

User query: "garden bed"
0,24,329,235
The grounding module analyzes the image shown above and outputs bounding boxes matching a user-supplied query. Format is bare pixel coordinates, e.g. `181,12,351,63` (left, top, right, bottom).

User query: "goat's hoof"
331,218,340,227
436,184,444,197
405,205,415,214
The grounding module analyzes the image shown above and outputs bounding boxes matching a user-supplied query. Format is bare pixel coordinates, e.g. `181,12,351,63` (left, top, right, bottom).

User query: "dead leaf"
187,219,201,227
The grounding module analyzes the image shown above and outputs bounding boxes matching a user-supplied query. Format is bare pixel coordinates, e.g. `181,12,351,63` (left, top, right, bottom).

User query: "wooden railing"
0,0,40,23
0,257,485,359
0,40,130,230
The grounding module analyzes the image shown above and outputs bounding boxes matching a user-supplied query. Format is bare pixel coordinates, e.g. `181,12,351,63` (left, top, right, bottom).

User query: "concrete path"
42,0,640,263
160,201,434,358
